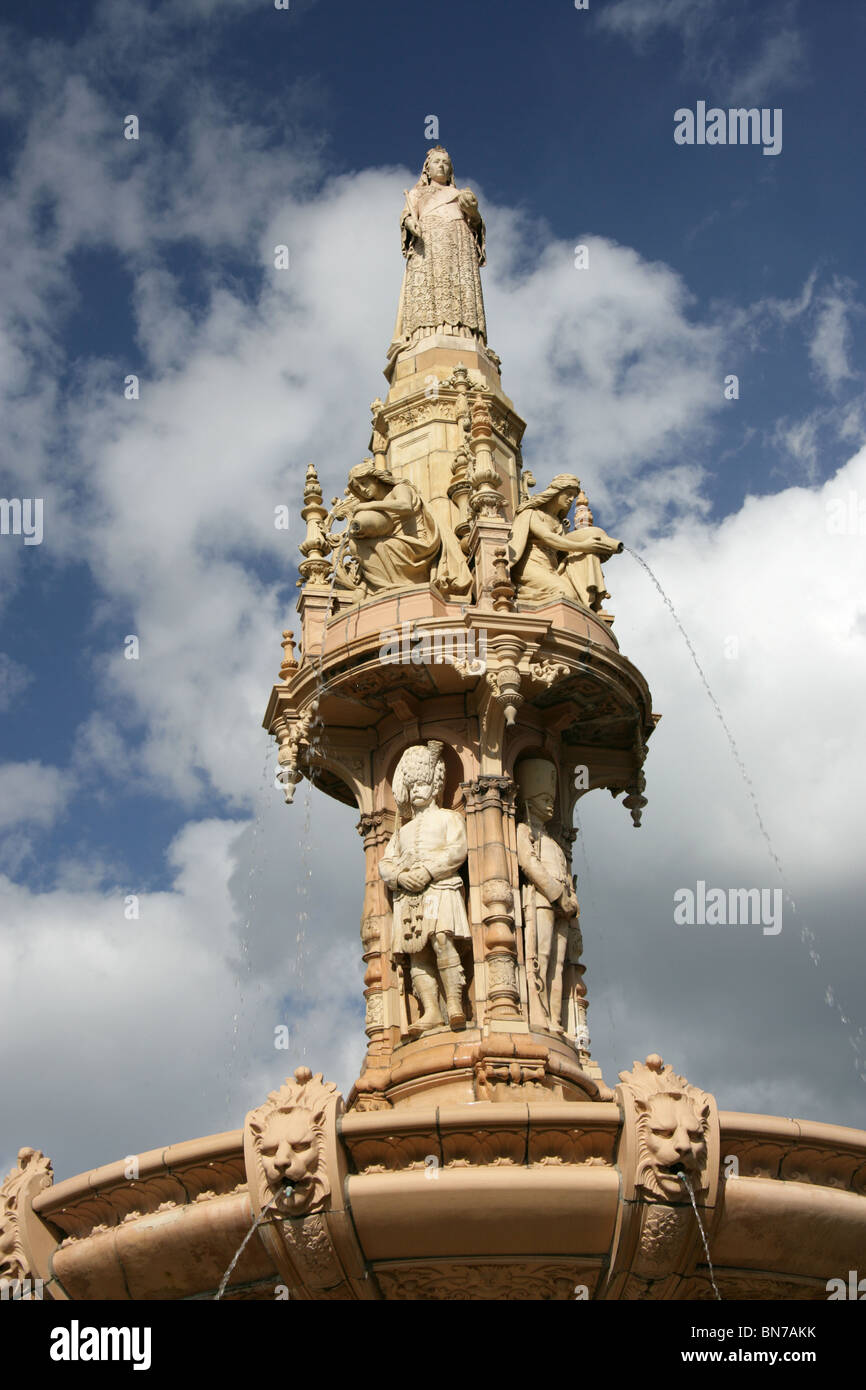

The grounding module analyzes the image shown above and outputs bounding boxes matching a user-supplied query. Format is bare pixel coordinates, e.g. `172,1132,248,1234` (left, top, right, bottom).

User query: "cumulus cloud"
0,806,363,1180
0,98,731,807
0,762,68,830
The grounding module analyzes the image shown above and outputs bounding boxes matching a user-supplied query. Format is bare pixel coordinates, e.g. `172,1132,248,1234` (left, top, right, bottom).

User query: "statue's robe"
348,484,439,591
347,481,473,599
393,182,486,345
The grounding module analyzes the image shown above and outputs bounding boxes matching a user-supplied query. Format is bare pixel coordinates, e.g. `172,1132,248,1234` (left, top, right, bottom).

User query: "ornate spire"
297,463,332,589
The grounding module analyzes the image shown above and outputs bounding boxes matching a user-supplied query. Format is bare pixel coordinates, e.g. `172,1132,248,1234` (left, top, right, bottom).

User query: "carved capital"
481,878,514,912
485,953,518,997
364,992,385,1034
356,810,387,843
464,774,514,807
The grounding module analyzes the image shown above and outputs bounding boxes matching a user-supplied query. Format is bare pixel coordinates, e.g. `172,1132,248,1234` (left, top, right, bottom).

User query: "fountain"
7,144,866,1303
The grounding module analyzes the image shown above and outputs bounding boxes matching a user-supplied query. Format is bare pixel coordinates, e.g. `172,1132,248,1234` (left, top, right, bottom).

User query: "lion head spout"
618,1055,713,1202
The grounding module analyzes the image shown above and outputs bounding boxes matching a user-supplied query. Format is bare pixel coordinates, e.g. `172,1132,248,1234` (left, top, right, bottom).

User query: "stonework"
0,1148,53,1294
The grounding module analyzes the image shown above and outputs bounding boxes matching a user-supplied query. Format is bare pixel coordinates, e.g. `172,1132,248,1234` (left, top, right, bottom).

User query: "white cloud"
771,412,821,479
728,26,808,105
597,0,713,45
0,807,363,1180
0,762,68,830
809,282,859,392
0,654,32,712
597,0,808,104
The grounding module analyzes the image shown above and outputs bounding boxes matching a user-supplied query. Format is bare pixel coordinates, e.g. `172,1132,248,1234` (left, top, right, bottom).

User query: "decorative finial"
279,630,298,681
297,463,332,590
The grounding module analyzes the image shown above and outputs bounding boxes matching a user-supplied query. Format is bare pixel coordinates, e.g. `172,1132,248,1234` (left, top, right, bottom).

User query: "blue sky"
1,0,865,1178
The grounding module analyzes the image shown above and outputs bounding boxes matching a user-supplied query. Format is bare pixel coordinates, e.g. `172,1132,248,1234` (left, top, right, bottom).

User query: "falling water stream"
213,1185,289,1301
626,547,866,1087
626,549,782,877
224,743,273,1114
678,1172,722,1300
287,532,350,1046
216,553,354,1300
572,810,621,1066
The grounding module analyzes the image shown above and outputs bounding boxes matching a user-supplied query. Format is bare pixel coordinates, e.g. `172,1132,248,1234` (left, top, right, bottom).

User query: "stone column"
463,775,522,1023
356,811,395,1067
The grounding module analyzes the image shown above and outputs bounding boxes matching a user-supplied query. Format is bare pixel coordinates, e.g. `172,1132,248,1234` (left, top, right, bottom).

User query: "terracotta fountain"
6,146,865,1302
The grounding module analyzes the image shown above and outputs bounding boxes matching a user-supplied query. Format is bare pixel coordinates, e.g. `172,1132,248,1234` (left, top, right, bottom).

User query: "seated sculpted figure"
516,758,580,1034
332,461,470,599
379,740,470,1035
508,473,622,611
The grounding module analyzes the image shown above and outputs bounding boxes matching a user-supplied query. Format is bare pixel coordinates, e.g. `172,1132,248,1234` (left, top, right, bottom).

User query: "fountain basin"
24,1105,866,1301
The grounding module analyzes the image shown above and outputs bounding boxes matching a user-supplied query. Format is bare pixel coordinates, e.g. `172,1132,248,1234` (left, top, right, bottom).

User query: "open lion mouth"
659,1163,694,1186
274,1175,309,1204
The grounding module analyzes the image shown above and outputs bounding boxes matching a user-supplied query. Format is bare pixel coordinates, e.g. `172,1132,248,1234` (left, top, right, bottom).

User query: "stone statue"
618,1055,712,1202
379,740,470,1035
247,1067,339,1216
331,460,471,599
516,759,579,1033
508,473,622,610
389,146,486,360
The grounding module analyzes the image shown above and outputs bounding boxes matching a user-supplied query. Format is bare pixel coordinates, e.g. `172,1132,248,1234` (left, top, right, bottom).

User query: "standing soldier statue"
516,759,581,1033
379,741,471,1036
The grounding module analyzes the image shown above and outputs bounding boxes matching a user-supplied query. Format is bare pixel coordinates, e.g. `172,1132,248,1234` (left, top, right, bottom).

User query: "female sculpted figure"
334,462,440,596
508,473,622,611
389,146,487,359
334,461,471,599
